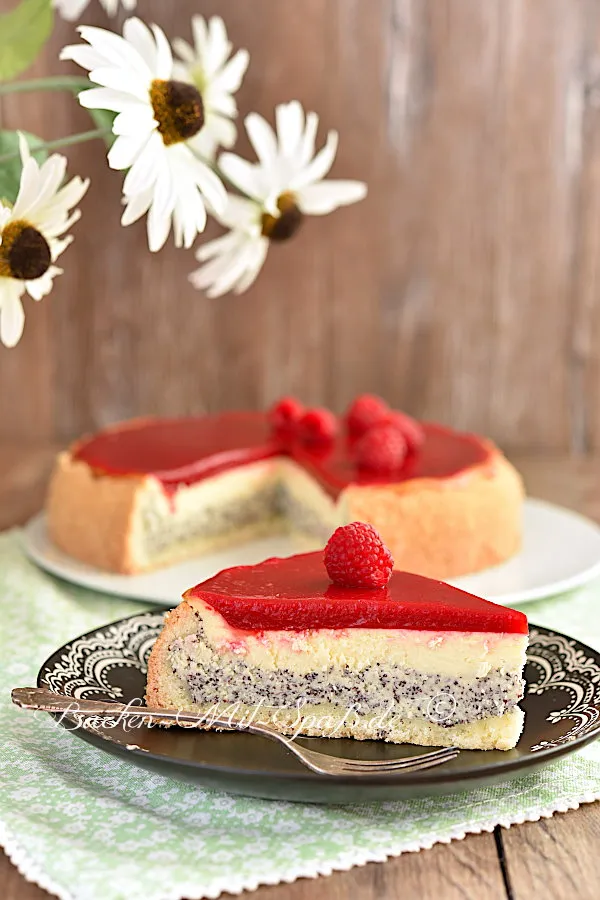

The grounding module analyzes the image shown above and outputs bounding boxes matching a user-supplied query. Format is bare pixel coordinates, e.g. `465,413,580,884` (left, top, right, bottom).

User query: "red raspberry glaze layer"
185,551,528,633
73,412,491,498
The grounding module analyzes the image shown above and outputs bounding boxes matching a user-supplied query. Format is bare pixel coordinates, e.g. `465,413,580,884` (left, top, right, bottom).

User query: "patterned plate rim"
35,610,600,785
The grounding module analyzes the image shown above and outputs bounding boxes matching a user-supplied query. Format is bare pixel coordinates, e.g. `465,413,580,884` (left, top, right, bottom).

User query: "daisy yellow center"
0,220,51,281
261,193,303,241
150,79,205,146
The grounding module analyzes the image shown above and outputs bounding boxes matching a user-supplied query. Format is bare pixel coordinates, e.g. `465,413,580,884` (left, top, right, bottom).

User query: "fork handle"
11,687,292,745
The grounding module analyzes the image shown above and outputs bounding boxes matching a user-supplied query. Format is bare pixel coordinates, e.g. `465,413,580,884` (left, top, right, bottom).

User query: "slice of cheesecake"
147,537,528,751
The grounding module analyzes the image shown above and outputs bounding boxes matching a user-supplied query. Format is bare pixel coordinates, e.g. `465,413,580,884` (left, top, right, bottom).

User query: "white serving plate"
22,498,600,607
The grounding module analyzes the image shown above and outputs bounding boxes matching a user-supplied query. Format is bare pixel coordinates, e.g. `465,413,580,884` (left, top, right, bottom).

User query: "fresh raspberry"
325,522,394,588
298,407,337,445
269,396,304,432
346,394,389,437
355,422,408,474
381,411,424,453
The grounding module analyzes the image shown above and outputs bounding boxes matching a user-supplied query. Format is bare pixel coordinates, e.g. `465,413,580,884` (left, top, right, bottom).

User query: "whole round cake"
46,395,524,577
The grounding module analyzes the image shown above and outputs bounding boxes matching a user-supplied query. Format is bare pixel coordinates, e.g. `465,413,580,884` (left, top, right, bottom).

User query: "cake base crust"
144,698,525,753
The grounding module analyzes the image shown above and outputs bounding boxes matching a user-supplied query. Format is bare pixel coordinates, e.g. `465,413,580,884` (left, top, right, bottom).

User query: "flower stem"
0,128,112,164
0,76,91,95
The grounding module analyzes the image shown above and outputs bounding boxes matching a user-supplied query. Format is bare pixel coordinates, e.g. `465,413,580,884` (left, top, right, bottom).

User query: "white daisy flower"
190,101,367,298
173,15,249,161
0,135,89,348
60,17,227,252
53,0,137,20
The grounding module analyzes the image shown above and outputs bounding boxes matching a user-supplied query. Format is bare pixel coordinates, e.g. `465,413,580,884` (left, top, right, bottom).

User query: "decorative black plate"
36,610,600,804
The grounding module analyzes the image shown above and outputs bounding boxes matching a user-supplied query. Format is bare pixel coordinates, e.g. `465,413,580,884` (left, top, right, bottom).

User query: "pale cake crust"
146,600,525,752
342,445,524,578
46,439,523,577
47,451,143,573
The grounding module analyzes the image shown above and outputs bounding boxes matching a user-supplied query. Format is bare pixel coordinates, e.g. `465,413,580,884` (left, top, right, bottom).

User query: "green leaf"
0,0,54,83
0,130,47,204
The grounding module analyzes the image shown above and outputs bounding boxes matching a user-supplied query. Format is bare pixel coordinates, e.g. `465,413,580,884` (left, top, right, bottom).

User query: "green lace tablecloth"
2,529,600,900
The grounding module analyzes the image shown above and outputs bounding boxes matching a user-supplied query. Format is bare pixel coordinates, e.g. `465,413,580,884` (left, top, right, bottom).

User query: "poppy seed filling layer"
140,481,331,557
168,630,525,729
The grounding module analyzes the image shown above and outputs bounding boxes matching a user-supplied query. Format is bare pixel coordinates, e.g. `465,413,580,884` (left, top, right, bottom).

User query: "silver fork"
12,687,459,778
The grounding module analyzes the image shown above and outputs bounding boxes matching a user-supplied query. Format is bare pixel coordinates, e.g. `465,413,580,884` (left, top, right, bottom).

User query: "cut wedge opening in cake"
133,459,339,570
146,532,529,752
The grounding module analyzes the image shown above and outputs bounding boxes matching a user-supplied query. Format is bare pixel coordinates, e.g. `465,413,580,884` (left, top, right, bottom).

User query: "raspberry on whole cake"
355,422,408,474
46,396,524,577
146,544,529,751
297,407,337,445
346,393,390,437
269,396,304,432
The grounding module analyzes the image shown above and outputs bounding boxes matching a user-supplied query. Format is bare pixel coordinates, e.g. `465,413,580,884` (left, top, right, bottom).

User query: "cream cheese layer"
190,600,528,680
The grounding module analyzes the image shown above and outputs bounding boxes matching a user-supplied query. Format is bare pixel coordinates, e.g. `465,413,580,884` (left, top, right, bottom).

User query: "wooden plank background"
3,0,600,451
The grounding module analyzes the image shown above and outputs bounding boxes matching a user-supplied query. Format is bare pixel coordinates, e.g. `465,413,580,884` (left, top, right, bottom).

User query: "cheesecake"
46,396,523,578
146,534,528,751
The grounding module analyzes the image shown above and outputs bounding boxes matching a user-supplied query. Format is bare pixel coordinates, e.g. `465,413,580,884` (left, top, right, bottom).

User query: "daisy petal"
21,155,67,217
191,16,209,59
186,128,219,163
108,133,150,170
246,113,278,167
26,266,61,301
46,176,89,219
146,168,175,252
172,190,207,249
121,187,154,226
0,286,25,348
204,90,237,118
297,111,319,168
123,132,162,196
276,101,304,158
209,115,237,149
150,23,173,80
195,230,242,263
123,17,159,73
219,153,264,201
12,157,43,219
189,114,236,160
297,179,367,214
49,234,73,260
211,49,249,94
88,66,149,99
17,132,31,165
60,44,107,70
78,24,150,78
232,239,269,294
290,130,339,190
205,17,232,75
189,156,227,214
208,241,260,297
216,194,261,231
78,86,142,113
190,244,237,290
172,38,195,65
54,0,89,21
112,106,156,136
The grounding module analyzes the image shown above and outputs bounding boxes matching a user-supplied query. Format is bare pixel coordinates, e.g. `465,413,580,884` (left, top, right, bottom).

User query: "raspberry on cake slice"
147,526,529,752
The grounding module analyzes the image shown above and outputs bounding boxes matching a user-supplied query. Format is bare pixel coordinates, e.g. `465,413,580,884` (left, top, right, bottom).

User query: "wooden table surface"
2,445,600,900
